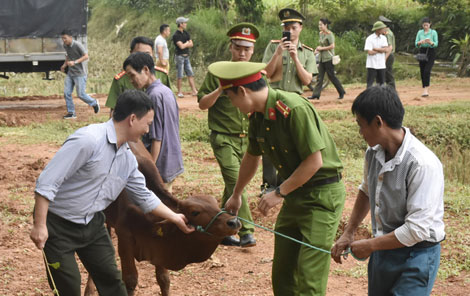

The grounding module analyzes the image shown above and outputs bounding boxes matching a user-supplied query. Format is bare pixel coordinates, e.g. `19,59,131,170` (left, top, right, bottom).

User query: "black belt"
304,173,342,187
413,240,441,248
212,131,247,138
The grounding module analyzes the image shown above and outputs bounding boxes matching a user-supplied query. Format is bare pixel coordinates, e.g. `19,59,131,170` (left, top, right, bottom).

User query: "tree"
451,34,470,77
234,0,264,23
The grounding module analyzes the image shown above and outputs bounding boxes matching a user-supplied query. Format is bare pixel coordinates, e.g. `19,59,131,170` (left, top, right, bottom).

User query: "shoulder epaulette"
271,40,281,43
301,44,314,51
154,66,168,75
114,70,126,80
275,100,291,118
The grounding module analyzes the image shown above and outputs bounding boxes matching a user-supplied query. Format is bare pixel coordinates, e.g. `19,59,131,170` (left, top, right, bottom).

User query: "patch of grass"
0,115,109,145
332,262,368,278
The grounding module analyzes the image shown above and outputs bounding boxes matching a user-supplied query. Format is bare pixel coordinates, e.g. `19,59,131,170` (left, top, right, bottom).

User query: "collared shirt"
364,33,388,69
172,30,191,55
35,119,161,225
415,29,438,48
143,80,184,183
197,71,249,134
318,31,335,62
105,69,173,109
247,88,343,191
63,40,88,76
359,127,445,247
262,40,317,94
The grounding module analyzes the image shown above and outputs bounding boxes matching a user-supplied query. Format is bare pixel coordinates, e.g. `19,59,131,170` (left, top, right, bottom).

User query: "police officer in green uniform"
105,36,173,114
379,16,396,89
261,8,318,194
197,23,259,247
209,61,345,295
262,8,318,95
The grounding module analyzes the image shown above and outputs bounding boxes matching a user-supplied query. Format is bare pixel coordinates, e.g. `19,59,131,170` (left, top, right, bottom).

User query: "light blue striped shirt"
35,119,161,224
359,127,445,246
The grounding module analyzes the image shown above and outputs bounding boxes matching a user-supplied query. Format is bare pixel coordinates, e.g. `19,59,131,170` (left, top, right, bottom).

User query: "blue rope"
237,216,366,261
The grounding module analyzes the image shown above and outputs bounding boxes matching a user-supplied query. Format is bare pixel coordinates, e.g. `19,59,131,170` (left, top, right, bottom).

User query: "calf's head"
177,195,241,237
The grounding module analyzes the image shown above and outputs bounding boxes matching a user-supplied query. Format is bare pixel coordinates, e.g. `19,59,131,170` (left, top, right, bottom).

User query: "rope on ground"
237,216,367,261
42,249,60,295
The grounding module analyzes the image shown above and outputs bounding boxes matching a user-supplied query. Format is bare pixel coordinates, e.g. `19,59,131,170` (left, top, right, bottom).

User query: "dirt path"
1,80,469,295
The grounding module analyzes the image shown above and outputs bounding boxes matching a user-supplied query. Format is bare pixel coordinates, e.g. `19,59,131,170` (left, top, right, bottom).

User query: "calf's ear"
151,220,178,237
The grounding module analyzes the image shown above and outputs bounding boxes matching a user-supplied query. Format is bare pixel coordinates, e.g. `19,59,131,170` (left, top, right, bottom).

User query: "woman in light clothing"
415,17,438,97
310,18,345,100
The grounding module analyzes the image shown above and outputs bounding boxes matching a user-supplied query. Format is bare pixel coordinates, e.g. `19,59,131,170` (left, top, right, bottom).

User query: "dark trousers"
43,212,127,296
419,47,436,88
366,68,386,88
262,156,282,191
385,53,396,89
312,60,345,98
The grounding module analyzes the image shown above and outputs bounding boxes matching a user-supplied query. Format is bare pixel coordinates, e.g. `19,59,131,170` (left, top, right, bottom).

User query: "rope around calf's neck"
236,216,367,261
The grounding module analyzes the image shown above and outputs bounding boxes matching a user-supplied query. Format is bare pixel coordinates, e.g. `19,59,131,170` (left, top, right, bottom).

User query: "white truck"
0,0,88,79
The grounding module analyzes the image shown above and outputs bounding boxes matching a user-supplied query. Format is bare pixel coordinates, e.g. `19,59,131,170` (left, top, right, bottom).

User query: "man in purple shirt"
124,52,184,192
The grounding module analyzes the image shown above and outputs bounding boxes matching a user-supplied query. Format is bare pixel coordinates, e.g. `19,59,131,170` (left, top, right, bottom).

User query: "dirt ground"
1,80,469,295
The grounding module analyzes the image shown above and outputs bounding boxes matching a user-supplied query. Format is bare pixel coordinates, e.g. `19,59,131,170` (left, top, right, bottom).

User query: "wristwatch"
275,186,287,198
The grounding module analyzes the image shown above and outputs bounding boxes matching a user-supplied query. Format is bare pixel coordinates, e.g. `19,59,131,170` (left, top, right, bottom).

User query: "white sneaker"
177,93,184,98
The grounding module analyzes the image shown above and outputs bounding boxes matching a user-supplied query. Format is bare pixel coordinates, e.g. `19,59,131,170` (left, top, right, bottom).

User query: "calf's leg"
155,265,171,296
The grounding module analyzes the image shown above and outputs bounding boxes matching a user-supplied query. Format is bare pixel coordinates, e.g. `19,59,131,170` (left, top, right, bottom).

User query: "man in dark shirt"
60,29,100,119
172,16,198,98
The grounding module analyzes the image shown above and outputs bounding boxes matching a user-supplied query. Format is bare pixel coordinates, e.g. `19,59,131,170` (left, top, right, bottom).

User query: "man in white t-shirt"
364,21,390,88
154,24,171,71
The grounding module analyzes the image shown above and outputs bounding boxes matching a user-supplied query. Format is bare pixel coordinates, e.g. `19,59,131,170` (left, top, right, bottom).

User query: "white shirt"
359,127,445,247
154,35,169,60
364,33,388,69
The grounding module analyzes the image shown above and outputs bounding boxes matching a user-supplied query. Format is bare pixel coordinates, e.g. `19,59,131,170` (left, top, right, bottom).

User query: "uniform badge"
242,27,251,35
256,137,265,143
276,100,291,118
268,107,276,120
284,11,290,17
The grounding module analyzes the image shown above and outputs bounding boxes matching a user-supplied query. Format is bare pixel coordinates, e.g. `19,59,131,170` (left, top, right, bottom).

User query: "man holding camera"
261,8,318,193
262,8,317,95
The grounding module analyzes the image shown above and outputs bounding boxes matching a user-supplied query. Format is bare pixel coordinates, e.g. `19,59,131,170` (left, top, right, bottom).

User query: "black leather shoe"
338,92,346,100
308,95,320,100
220,235,240,246
240,234,256,248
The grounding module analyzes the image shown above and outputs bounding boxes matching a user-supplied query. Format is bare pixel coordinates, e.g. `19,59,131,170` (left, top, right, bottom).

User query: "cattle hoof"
240,234,256,248
220,235,240,246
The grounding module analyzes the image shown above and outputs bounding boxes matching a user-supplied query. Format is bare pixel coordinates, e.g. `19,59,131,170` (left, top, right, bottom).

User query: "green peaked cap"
208,61,266,88
372,21,387,31
227,22,260,40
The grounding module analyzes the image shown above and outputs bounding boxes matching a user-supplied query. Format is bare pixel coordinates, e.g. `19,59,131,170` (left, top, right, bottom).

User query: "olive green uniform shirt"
262,41,317,94
247,88,342,189
197,71,249,134
319,32,335,62
386,29,396,53
105,69,173,109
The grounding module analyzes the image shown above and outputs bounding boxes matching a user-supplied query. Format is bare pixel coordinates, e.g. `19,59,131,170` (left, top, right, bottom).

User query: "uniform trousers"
366,68,386,88
210,132,254,236
385,53,396,89
312,60,345,98
368,244,440,296
272,181,345,296
43,211,127,296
